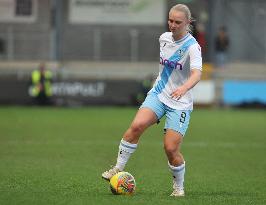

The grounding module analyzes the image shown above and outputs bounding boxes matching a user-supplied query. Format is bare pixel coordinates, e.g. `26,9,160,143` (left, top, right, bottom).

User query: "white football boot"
170,180,185,197
102,166,121,181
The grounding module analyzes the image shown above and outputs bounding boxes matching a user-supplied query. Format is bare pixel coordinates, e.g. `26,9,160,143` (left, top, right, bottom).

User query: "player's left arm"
170,69,201,99
171,43,202,100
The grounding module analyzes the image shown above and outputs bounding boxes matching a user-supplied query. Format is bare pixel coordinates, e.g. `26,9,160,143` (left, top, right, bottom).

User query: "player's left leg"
164,129,185,197
163,109,191,197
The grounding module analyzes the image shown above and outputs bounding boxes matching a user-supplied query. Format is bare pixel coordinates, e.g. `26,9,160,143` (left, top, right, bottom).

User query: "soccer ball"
109,171,136,195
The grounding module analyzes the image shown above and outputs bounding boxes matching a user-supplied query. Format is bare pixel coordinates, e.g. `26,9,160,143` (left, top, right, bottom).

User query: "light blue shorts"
140,93,192,136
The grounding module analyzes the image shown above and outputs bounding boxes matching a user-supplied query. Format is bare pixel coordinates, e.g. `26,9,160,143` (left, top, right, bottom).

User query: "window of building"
15,0,32,16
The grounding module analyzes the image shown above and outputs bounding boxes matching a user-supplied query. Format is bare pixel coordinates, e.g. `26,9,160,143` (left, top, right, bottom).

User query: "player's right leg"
123,107,158,144
102,108,158,181
102,94,163,181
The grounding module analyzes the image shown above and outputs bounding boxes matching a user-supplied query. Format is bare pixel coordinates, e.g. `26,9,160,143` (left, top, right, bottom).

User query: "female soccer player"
102,4,202,197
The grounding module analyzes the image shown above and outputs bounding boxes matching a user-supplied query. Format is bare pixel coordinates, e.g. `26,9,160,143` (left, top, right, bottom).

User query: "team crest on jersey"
177,49,185,58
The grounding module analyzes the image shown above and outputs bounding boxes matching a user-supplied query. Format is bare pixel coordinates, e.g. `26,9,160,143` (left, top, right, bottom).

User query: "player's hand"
171,85,188,100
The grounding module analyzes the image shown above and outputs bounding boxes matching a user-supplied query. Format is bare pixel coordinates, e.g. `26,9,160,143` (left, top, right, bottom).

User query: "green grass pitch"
0,106,265,205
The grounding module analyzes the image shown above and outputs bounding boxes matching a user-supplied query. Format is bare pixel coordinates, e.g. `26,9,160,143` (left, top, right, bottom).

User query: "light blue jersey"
149,32,202,110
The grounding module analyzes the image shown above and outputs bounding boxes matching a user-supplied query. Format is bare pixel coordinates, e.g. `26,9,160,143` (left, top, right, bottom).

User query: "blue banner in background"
223,80,266,105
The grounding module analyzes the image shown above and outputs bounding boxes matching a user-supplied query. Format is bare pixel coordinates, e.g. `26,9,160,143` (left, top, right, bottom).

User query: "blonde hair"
169,4,194,32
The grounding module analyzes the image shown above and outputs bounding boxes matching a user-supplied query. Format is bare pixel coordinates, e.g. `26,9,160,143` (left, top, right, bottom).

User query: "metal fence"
209,0,266,64
0,0,265,64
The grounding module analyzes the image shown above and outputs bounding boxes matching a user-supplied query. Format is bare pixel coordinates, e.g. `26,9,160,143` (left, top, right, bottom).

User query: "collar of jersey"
173,33,190,44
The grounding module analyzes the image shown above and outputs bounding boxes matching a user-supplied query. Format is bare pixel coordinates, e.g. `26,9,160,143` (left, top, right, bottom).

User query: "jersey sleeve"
159,32,172,44
189,43,202,71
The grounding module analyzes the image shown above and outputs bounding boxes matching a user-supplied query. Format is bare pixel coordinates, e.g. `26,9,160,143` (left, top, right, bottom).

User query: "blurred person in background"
102,4,202,197
0,38,5,59
193,23,207,59
30,62,53,105
214,26,230,69
134,75,155,105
